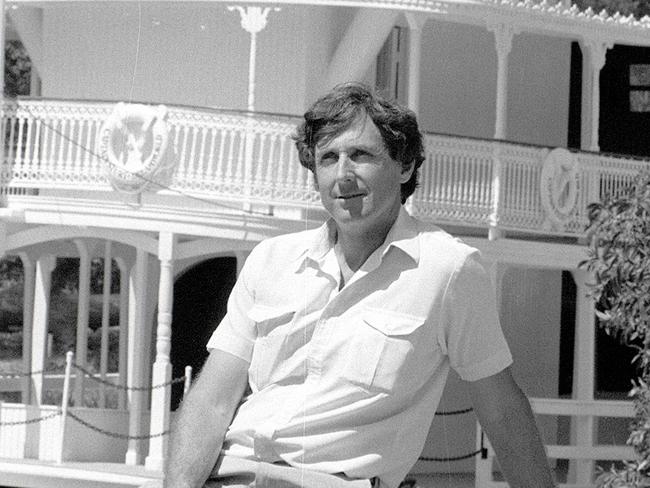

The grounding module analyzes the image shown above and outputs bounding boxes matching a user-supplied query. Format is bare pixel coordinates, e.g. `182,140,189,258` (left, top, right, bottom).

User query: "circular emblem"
540,148,579,228
98,103,171,194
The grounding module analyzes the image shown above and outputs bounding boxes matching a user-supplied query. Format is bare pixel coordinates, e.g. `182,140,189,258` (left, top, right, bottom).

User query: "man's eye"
350,150,371,161
318,153,338,166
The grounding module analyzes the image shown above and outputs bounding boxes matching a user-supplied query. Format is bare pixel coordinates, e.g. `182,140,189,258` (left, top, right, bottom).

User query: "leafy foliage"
574,0,650,18
4,40,31,98
582,171,650,487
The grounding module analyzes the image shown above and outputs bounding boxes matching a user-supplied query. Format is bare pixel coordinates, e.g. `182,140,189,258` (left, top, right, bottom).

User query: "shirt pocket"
345,308,426,394
247,304,296,390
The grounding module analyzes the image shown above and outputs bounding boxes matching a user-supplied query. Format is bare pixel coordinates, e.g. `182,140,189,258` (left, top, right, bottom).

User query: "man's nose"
335,154,355,182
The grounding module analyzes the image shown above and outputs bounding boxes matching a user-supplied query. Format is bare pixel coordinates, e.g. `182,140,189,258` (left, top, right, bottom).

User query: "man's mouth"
336,193,365,200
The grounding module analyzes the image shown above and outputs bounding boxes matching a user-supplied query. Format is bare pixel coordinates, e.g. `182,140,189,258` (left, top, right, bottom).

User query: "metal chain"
0,367,65,379
418,449,483,462
67,411,170,440
71,362,185,391
434,407,473,416
0,410,62,426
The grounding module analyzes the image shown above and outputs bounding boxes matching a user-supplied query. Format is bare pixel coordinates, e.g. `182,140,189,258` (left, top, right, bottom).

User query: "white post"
145,232,177,471
73,239,91,407
116,257,130,410
404,13,427,116
569,269,596,484
31,255,56,406
228,6,279,211
183,365,192,399
18,252,35,404
99,241,112,408
125,248,149,466
228,6,279,113
490,23,516,140
580,39,612,152
56,351,73,465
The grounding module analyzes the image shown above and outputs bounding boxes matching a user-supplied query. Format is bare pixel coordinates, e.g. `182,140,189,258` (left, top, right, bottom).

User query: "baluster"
23,116,34,177
175,125,187,183
205,126,218,187
6,111,16,172
40,113,51,181
187,124,199,184
82,117,93,179
14,111,25,172
197,124,209,181
56,118,67,180
277,135,287,189
31,117,42,177
225,129,236,184
234,127,245,186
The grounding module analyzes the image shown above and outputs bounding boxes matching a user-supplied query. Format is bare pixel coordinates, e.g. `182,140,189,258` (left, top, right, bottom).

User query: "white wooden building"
0,0,649,486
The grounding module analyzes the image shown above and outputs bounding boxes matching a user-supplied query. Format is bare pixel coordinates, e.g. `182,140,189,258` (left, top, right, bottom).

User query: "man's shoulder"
249,226,322,262
411,217,479,263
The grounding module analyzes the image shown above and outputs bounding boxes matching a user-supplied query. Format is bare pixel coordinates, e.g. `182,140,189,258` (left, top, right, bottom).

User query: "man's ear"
399,162,415,184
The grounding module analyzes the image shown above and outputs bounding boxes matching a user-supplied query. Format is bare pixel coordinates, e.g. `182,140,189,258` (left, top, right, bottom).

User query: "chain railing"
417,406,485,463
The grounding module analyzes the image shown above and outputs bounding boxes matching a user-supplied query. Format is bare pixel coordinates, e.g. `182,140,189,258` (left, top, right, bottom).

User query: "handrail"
1,98,648,239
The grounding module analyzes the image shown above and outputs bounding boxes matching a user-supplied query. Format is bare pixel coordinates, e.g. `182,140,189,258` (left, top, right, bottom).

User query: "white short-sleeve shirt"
207,208,512,488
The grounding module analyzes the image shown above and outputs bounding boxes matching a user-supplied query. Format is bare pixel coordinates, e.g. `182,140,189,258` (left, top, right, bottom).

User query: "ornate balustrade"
1,98,647,239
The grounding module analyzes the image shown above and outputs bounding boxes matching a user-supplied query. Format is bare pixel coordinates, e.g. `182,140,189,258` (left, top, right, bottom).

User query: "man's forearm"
164,350,249,488
165,391,230,488
481,391,556,488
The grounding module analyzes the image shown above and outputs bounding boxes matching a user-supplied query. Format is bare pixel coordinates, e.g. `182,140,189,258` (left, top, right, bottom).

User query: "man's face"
314,114,413,239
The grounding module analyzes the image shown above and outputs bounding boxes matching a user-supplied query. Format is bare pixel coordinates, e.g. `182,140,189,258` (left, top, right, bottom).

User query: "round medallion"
98,103,171,194
540,147,579,228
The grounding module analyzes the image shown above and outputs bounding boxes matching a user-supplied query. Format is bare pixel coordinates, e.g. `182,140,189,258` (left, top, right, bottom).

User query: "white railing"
1,98,648,238
476,397,635,487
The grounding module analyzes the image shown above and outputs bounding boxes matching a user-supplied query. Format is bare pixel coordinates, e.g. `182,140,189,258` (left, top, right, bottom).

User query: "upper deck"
0,97,645,245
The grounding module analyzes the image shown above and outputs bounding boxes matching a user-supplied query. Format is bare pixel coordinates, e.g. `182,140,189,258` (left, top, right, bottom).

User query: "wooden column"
580,39,612,152
115,256,130,410
18,252,36,404
73,239,91,406
569,269,596,484
490,23,516,140
145,232,177,471
31,255,55,405
99,241,112,408
125,248,149,465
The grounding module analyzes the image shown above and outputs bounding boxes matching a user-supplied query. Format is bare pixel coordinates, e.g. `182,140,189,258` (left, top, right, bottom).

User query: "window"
629,64,650,112
376,26,408,104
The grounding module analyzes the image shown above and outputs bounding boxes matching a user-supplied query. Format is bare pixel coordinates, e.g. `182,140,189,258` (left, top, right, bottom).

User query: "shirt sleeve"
438,251,513,382
205,245,260,363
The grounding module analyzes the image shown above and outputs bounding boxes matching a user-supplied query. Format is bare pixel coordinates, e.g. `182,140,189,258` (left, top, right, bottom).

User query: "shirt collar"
294,206,420,272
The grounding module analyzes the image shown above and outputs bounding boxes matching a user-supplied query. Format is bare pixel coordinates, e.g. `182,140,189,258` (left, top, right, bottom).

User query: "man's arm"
165,349,249,488
465,367,556,488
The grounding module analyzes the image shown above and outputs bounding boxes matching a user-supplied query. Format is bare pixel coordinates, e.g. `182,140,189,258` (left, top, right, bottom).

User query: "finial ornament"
227,5,280,34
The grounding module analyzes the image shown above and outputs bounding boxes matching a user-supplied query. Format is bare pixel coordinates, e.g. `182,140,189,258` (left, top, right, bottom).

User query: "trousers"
205,455,374,488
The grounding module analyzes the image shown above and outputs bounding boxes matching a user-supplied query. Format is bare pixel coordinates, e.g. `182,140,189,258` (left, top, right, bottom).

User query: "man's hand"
165,349,249,488
465,367,556,488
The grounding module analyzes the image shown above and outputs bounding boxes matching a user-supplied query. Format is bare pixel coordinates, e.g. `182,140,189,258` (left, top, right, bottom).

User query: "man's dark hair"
293,83,425,204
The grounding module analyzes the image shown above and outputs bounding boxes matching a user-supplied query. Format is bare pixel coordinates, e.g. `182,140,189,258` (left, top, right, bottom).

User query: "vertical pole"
490,23,515,140
569,269,596,484
99,241,112,408
56,351,73,465
580,39,611,152
19,253,35,404
31,254,55,406
0,0,6,181
125,248,149,465
145,232,176,471
116,257,130,410
183,365,192,399
73,239,91,407
404,13,426,116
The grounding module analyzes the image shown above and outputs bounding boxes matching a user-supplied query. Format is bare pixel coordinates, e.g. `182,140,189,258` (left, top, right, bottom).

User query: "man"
166,83,555,488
